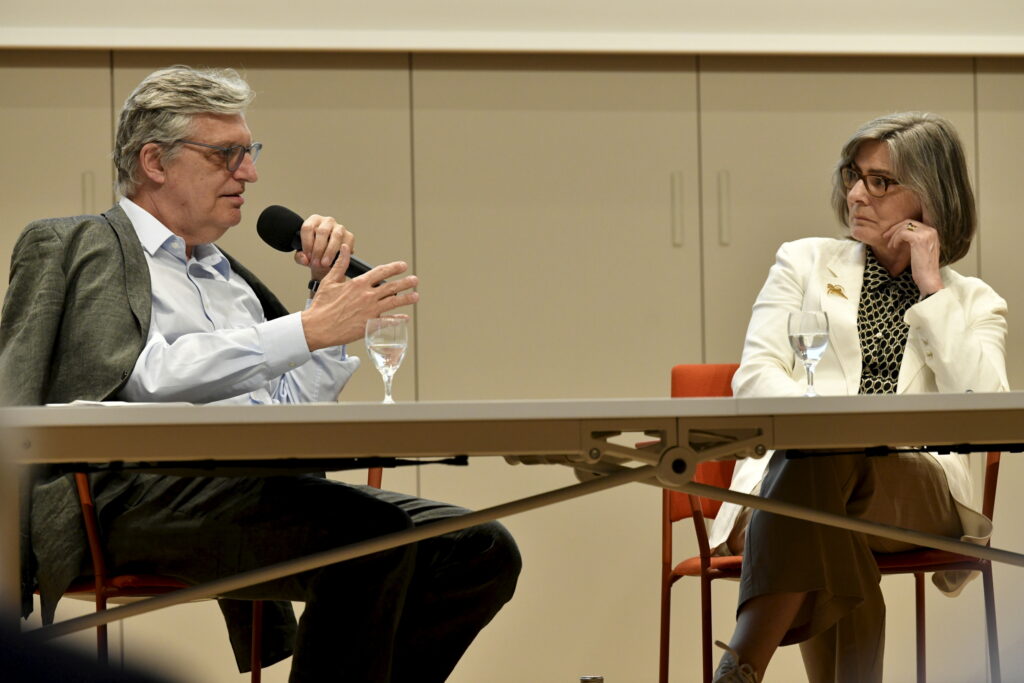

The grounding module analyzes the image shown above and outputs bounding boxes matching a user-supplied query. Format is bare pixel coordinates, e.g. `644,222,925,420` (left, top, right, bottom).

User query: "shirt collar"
119,197,229,277
863,247,918,299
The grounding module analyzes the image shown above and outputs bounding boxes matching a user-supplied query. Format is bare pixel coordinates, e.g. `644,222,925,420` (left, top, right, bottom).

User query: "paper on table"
45,400,194,407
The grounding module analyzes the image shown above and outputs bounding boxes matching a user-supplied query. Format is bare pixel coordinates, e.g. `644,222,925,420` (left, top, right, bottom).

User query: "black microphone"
257,204,374,279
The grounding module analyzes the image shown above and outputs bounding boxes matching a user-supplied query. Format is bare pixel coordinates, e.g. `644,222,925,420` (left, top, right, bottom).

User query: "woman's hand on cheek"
883,219,943,297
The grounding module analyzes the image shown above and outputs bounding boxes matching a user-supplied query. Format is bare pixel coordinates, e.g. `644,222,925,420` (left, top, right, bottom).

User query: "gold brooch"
826,283,847,299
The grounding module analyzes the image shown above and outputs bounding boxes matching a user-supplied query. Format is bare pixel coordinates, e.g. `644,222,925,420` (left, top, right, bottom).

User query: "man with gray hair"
1,65,520,681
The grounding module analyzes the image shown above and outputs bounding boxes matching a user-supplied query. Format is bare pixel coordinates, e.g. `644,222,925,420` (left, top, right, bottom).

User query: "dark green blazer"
0,205,287,405
0,205,290,640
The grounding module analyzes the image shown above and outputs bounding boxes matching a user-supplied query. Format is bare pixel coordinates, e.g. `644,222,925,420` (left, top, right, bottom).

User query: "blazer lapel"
897,340,925,393
819,243,865,395
102,205,151,337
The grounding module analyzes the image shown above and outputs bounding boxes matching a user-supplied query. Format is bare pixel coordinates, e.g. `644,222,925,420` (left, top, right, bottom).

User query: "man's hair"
830,111,975,266
114,65,254,197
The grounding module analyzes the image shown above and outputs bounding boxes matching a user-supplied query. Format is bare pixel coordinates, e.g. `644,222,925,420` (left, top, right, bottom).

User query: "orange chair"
658,363,1001,683
659,363,740,683
65,464,386,681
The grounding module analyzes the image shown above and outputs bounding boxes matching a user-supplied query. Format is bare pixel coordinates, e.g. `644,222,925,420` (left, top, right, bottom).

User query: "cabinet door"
978,59,1024,390
113,52,415,402
412,54,702,400
410,54,699,683
0,51,114,297
699,56,977,364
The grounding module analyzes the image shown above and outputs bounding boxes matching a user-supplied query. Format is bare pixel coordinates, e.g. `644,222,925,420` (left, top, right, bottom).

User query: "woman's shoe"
712,640,759,683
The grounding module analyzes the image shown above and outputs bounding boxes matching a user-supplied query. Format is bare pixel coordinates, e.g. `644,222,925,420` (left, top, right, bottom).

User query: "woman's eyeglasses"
841,166,900,198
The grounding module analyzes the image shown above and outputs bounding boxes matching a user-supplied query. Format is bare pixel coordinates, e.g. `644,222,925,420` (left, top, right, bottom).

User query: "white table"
4,392,1024,637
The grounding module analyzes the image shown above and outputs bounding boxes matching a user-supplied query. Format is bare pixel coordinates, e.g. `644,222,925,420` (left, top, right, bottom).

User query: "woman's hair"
114,65,254,198
830,112,975,265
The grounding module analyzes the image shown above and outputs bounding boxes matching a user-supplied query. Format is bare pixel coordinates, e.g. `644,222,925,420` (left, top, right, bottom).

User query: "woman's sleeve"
904,280,1008,393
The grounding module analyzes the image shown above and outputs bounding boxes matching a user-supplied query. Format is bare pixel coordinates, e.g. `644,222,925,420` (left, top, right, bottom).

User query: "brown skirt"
730,451,962,683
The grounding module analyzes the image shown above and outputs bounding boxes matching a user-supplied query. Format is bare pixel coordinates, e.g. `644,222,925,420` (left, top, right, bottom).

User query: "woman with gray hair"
706,112,1008,682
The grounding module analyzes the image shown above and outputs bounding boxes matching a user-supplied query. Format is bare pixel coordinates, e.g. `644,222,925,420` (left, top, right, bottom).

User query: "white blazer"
708,237,1009,555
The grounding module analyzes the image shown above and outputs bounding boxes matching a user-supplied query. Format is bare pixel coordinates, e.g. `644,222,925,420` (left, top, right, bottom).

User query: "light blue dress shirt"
117,197,359,405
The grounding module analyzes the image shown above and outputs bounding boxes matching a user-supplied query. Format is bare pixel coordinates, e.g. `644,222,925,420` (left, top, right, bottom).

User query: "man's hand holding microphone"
257,205,418,351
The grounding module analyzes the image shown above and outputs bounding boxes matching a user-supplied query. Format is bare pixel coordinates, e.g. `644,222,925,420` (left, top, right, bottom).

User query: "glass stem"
805,361,817,397
383,373,395,404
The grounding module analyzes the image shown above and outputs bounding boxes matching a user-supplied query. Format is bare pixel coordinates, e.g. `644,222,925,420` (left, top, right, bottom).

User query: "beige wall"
5,51,1023,682
3,1,1024,54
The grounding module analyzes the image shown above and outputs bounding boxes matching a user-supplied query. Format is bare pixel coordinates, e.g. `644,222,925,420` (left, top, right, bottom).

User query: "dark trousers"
96,473,522,682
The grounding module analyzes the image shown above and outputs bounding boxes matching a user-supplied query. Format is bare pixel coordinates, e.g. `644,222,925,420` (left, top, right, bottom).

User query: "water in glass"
787,311,829,397
365,316,409,404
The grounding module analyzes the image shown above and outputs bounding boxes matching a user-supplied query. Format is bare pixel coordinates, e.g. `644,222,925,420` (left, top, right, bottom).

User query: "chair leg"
914,572,926,683
981,564,1001,683
367,466,383,489
701,576,713,683
95,593,109,665
251,600,263,683
659,578,671,683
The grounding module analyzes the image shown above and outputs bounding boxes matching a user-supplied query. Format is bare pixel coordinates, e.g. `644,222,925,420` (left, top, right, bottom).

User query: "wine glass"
788,311,829,397
364,316,409,404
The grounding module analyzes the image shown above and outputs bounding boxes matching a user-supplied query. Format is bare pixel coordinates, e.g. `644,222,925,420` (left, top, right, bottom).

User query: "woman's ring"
906,222,917,231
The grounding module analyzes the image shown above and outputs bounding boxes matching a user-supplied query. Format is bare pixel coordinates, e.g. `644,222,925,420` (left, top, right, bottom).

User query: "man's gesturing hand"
300,245,419,351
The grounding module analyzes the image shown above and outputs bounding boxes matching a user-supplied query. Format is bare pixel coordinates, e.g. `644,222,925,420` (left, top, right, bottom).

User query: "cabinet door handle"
717,170,731,246
670,171,685,247
81,171,95,215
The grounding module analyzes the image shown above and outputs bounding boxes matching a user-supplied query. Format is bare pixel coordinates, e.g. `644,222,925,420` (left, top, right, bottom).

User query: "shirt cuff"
256,312,313,376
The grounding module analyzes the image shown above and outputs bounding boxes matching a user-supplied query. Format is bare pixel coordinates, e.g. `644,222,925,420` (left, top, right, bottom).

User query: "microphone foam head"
257,205,303,251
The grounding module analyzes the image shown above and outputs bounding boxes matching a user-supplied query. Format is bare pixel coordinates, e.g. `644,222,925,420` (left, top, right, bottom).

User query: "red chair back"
667,364,739,521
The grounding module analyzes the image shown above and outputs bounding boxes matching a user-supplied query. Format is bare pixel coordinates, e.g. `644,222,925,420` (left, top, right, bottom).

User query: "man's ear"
138,143,167,185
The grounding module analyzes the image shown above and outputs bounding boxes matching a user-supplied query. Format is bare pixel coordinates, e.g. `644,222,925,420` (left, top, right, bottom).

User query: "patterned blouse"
856,248,921,395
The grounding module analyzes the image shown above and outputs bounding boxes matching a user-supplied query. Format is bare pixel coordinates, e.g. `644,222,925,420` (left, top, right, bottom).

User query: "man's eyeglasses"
841,166,900,198
176,139,263,172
